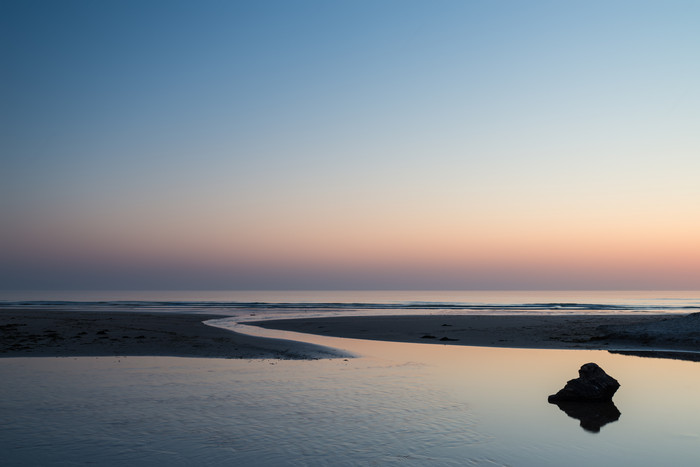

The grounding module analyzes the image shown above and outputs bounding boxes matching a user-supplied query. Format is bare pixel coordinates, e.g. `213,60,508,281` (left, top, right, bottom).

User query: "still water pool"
2,332,700,466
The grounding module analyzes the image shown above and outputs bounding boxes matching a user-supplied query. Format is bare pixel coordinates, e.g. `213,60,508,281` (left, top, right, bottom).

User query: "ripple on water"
0,357,492,466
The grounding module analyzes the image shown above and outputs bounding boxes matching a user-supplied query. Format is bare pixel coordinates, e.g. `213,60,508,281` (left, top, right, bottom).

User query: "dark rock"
420,334,437,339
548,363,620,403
553,400,621,433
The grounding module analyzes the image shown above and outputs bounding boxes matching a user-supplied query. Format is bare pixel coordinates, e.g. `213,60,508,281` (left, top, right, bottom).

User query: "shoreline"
2,309,699,361
0,309,342,359
250,313,700,360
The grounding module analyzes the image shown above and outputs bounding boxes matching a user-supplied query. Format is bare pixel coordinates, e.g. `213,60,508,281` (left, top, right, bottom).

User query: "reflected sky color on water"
2,290,700,319
2,329,700,466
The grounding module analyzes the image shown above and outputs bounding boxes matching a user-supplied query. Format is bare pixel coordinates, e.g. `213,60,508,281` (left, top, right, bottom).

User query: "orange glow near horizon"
7,201,699,289
4,2,700,289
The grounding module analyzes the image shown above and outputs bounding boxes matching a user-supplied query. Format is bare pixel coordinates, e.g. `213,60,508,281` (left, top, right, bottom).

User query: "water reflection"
4,343,700,465
552,401,621,433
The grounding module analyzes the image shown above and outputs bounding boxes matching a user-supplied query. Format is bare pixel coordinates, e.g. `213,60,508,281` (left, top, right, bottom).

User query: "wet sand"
0,309,340,359
251,313,700,358
3,310,699,360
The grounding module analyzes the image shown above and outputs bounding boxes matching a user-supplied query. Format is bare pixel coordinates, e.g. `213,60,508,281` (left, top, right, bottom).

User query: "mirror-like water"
2,330,700,466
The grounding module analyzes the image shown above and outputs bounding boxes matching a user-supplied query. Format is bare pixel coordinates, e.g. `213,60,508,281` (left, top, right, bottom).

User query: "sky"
2,0,699,290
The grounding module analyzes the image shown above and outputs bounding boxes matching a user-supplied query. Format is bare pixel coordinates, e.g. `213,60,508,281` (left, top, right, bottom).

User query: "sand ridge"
250,313,700,358
3,310,700,361
0,309,342,359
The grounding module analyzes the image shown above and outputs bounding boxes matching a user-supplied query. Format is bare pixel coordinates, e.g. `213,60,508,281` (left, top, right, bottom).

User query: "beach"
0,309,340,359
4,307,700,465
3,309,700,360
251,313,700,357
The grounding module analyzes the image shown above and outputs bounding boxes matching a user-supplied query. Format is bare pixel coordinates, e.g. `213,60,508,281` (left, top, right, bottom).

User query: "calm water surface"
2,337,700,465
2,291,700,465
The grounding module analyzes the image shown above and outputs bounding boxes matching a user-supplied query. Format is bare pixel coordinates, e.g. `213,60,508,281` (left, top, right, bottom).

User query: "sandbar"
3,309,700,361
0,309,339,359
251,313,700,360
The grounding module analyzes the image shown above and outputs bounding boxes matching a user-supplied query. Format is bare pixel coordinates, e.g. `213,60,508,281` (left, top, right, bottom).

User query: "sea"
2,290,700,466
2,289,699,317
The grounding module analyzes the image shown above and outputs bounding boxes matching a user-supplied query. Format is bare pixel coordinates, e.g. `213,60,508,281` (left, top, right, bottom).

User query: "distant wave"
1,300,698,314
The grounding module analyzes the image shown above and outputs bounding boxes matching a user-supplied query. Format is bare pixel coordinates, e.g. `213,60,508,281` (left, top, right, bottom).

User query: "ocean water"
2,289,699,317
2,291,700,466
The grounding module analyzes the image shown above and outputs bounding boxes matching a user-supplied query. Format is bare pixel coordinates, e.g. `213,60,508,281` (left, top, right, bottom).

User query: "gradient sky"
2,0,699,290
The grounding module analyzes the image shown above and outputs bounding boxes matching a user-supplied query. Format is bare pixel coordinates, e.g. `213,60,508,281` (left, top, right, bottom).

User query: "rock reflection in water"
552,401,621,433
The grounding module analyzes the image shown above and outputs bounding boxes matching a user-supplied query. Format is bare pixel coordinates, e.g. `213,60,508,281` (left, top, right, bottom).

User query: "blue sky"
2,1,699,289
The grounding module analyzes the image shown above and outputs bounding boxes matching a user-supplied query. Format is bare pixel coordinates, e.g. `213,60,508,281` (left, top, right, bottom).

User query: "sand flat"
250,313,700,355
3,310,700,360
0,309,337,359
